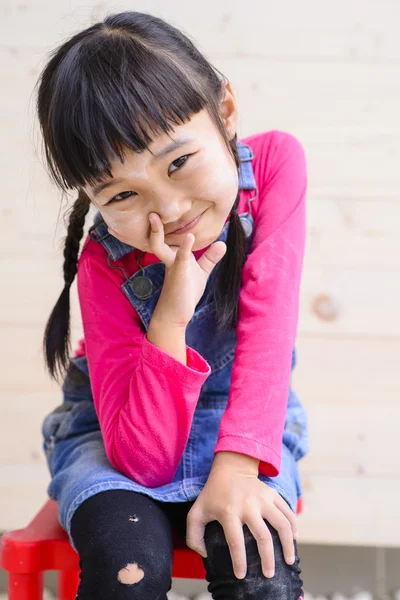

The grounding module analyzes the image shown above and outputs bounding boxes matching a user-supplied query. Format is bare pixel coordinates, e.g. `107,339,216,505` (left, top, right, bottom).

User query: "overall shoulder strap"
237,140,256,190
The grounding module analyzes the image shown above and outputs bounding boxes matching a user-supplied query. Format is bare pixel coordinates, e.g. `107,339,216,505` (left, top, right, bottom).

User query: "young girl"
37,10,309,599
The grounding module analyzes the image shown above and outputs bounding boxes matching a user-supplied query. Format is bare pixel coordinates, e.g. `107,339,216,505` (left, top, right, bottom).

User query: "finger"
197,241,227,277
245,514,275,578
174,233,195,264
186,510,208,558
148,213,176,267
222,516,247,580
263,505,295,566
274,494,298,540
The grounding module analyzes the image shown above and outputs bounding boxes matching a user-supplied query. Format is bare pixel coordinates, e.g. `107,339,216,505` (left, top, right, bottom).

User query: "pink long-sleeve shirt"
75,130,307,487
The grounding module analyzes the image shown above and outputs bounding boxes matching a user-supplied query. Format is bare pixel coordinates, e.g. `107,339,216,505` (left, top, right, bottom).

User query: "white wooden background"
1,0,399,547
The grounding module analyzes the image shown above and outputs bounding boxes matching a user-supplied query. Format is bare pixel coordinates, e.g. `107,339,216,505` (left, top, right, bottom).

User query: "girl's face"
83,86,239,253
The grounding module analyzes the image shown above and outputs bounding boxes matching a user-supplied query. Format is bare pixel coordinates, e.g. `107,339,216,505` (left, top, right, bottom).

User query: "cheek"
101,209,149,244
103,207,142,228
201,167,239,207
102,212,120,230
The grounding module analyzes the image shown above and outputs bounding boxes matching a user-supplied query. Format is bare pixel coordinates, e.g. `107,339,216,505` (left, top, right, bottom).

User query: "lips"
167,211,204,235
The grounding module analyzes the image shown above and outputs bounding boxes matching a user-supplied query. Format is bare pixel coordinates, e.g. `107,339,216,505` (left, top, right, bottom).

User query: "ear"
219,79,238,141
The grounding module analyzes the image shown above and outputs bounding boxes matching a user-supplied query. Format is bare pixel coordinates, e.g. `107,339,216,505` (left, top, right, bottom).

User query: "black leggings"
70,489,304,599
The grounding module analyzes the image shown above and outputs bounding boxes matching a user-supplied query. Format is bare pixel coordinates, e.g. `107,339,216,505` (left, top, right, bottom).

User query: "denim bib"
41,140,309,549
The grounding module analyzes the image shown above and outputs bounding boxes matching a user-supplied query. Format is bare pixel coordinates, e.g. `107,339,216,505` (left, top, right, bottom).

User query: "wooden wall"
1,0,399,546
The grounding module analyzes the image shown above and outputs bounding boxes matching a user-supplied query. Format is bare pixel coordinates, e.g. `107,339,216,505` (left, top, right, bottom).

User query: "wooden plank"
0,465,51,531
299,404,400,478
2,256,398,336
0,259,83,328
3,0,399,60
1,395,397,477
227,60,400,133
0,328,399,402
195,0,400,61
298,266,400,337
297,471,400,547
0,325,83,393
0,392,63,466
1,469,399,547
1,466,399,547
292,336,400,408
305,196,400,268
1,466,399,546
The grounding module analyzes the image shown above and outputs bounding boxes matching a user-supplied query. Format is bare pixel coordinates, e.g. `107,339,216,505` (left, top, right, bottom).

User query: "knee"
203,520,303,600
78,542,173,598
117,562,145,585
71,490,174,599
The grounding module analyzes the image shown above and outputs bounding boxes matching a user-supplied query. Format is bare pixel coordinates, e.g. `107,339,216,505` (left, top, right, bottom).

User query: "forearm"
147,316,187,365
105,332,212,487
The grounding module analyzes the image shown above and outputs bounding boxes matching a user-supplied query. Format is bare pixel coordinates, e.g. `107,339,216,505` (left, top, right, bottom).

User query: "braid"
214,132,246,331
43,190,90,380
63,195,88,288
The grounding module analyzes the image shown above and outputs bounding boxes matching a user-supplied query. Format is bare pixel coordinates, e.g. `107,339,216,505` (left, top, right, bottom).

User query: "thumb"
186,514,208,558
197,241,227,277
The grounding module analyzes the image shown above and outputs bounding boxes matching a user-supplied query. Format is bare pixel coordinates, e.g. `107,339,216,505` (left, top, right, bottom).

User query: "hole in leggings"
117,563,145,585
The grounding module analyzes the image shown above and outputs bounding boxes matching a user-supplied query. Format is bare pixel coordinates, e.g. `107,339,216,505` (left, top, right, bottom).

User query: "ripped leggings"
70,489,304,599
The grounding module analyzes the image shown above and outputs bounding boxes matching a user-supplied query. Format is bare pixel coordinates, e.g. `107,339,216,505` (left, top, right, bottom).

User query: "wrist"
147,317,187,365
213,451,260,474
150,310,189,330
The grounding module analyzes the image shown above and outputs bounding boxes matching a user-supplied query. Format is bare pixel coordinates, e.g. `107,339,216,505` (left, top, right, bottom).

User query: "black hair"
35,10,246,381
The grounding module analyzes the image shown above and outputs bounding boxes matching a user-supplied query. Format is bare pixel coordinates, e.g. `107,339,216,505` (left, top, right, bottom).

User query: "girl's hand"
185,452,298,579
109,212,227,327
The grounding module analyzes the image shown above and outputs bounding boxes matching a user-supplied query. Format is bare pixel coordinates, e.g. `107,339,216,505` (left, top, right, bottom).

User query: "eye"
168,154,190,174
107,190,136,205
106,155,191,204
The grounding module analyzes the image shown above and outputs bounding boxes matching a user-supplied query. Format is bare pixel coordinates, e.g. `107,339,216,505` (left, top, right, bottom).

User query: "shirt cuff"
214,434,281,477
141,332,211,388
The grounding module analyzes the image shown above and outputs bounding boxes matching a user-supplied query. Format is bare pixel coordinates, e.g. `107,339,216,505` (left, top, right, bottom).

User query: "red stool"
1,497,303,600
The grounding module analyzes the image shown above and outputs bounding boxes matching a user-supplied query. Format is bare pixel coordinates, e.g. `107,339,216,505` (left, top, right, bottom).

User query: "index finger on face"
221,516,247,580
148,213,175,267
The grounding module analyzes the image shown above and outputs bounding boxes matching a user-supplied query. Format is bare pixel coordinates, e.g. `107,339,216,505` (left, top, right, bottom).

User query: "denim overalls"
42,140,309,552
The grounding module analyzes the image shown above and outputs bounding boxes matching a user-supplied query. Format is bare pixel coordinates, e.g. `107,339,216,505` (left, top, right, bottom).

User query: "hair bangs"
43,30,210,192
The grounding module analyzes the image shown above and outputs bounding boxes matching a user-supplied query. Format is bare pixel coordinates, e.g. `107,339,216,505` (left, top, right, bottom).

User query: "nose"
149,193,192,226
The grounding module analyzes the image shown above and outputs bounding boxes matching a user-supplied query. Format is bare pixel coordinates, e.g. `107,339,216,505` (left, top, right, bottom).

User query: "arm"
214,131,307,477
147,317,187,365
77,246,211,487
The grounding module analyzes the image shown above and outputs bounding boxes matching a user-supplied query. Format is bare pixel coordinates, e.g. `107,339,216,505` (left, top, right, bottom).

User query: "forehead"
122,109,214,161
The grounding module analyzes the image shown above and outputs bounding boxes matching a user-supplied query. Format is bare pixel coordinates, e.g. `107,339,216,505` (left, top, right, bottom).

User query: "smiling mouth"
166,210,206,235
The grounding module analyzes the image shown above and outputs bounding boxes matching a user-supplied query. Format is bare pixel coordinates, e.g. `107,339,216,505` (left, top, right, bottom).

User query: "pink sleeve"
77,248,211,487
214,131,307,477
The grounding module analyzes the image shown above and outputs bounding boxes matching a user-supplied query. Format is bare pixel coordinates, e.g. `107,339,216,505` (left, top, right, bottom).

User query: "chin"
193,232,220,251
191,240,208,252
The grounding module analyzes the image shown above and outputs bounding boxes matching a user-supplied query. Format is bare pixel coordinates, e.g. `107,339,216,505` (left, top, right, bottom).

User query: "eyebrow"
92,137,192,197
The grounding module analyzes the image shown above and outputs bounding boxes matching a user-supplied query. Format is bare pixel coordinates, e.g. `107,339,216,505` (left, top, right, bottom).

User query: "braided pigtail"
214,132,246,331
43,190,90,380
